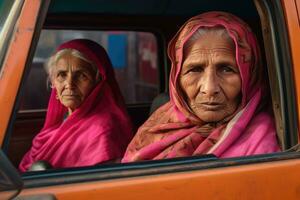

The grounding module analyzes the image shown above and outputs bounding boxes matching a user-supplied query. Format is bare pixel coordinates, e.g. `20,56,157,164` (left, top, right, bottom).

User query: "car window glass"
20,30,159,111
0,0,23,72
0,0,14,33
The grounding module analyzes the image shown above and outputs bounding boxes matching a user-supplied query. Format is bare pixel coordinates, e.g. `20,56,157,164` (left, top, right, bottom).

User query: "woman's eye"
56,72,67,81
188,66,203,73
77,72,89,81
219,65,236,73
58,72,66,77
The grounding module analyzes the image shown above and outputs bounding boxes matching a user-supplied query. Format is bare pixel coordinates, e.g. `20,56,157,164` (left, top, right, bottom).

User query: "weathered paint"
0,0,41,144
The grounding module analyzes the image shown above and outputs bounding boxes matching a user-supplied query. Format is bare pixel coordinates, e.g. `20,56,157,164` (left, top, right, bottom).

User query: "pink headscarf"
122,11,280,162
19,39,133,171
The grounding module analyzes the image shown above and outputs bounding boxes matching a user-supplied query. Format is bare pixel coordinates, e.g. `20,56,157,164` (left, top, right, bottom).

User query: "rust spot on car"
25,27,34,32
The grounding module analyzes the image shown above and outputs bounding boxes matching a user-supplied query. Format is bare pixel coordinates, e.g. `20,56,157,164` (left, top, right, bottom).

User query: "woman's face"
179,32,241,122
51,54,97,112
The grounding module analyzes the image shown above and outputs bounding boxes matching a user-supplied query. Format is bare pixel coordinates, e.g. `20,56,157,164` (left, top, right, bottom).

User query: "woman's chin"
61,101,81,111
195,111,226,123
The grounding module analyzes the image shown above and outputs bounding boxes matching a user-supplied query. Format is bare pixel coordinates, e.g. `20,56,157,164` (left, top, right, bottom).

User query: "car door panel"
17,158,300,200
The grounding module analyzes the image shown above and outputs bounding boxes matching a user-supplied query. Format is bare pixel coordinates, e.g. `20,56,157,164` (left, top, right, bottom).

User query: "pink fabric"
19,39,133,171
122,11,280,162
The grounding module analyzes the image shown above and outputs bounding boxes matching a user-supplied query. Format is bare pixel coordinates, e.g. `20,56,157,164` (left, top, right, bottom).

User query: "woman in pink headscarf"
122,11,280,162
19,39,133,171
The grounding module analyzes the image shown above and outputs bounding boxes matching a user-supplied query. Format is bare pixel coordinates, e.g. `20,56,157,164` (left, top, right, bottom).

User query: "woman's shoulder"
241,111,280,153
228,111,275,141
222,111,280,157
243,111,276,137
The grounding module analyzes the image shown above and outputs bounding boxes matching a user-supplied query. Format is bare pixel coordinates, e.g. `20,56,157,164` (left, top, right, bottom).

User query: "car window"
0,0,23,72
0,0,14,33
20,30,159,111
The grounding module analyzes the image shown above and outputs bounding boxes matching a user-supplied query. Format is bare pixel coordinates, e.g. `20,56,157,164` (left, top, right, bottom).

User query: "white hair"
184,26,235,54
45,48,99,81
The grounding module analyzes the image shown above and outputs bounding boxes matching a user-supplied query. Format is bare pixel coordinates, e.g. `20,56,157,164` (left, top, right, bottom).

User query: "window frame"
255,0,299,149
1,0,51,151
0,0,24,73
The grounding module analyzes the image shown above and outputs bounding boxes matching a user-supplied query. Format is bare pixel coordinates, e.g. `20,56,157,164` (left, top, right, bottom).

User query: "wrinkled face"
179,32,242,122
51,54,97,112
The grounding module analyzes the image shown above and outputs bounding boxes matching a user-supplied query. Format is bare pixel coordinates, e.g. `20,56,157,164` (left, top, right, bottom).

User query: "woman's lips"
62,95,80,99
199,102,223,111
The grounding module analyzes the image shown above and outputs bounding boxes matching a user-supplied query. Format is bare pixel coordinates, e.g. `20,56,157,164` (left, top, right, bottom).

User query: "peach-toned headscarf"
122,11,280,162
19,39,133,171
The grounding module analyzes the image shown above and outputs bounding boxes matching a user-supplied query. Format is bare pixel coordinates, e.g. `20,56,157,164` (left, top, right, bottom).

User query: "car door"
1,0,300,200
0,150,22,200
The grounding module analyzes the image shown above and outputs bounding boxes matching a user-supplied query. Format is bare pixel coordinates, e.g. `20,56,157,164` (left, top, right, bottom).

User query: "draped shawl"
20,39,133,171
122,11,280,162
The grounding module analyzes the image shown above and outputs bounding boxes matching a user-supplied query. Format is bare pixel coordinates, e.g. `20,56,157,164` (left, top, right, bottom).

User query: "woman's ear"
48,76,55,89
95,72,102,83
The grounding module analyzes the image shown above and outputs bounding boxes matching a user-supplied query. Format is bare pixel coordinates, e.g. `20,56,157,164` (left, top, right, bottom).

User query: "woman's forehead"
183,33,235,60
55,54,93,72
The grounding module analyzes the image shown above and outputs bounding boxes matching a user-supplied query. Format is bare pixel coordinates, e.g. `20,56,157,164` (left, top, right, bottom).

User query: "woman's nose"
200,70,220,96
65,74,75,88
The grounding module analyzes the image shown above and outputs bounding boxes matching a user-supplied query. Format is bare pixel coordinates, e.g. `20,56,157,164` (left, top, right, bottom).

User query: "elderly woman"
19,39,133,171
122,11,280,162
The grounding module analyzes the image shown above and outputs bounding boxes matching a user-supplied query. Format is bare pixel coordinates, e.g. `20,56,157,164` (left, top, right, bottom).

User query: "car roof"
48,0,259,19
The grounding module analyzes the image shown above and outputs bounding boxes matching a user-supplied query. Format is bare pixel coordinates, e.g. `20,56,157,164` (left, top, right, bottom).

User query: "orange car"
1,0,300,199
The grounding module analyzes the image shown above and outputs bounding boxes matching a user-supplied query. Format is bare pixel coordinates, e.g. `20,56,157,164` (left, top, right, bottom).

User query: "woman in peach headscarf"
122,11,280,162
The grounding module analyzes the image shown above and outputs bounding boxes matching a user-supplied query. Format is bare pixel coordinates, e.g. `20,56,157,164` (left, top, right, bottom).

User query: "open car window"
20,30,159,111
6,0,293,169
